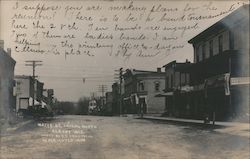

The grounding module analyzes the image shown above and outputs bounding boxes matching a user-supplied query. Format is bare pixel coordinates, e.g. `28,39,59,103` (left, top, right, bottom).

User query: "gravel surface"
1,115,249,159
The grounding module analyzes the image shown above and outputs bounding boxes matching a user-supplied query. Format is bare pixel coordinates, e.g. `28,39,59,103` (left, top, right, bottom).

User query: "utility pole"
98,85,107,97
114,67,124,116
119,68,123,116
25,60,42,108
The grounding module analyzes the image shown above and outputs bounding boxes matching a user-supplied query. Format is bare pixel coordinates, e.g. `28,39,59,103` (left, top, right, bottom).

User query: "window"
209,40,213,57
202,44,206,60
166,76,169,89
219,35,223,53
196,54,199,62
155,82,160,91
195,46,199,63
139,81,144,91
229,31,234,50
170,74,174,88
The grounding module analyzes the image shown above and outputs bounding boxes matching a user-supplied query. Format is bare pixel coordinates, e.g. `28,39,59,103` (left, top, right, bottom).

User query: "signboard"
231,77,250,85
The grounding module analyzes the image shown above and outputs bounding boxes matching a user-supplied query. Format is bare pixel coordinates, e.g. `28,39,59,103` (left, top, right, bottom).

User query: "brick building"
159,5,249,121
122,68,165,115
161,60,192,117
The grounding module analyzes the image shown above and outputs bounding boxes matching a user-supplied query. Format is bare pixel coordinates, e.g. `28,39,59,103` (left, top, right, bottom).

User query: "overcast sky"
0,0,247,101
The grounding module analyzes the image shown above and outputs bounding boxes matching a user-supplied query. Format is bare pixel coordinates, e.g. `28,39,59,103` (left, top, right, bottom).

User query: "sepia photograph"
0,0,249,159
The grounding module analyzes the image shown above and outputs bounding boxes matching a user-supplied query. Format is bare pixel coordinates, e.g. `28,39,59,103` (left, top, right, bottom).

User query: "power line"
98,84,107,97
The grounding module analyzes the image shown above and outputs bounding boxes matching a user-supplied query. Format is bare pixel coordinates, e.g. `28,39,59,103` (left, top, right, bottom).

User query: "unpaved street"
1,115,249,159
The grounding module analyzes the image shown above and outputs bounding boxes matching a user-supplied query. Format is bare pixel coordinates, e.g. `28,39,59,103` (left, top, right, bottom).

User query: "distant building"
42,89,54,112
103,92,113,115
0,46,16,123
186,5,249,121
14,75,44,114
42,89,54,105
122,68,165,115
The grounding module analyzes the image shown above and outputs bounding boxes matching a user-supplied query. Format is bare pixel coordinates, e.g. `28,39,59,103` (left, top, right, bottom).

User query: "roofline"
162,60,176,68
188,4,249,44
163,60,191,68
15,75,33,79
0,48,16,64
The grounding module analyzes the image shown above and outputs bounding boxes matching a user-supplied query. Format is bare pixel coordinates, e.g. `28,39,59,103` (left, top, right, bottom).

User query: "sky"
0,0,247,101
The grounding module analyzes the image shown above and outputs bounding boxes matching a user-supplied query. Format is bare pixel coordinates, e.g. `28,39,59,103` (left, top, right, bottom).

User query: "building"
14,75,44,115
186,5,249,121
111,82,120,115
103,92,113,115
42,89,54,112
161,60,192,117
122,68,165,115
0,42,16,123
42,89,54,106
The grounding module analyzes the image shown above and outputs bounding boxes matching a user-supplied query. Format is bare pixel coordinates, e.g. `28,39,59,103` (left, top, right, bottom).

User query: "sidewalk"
141,115,250,137
142,115,248,126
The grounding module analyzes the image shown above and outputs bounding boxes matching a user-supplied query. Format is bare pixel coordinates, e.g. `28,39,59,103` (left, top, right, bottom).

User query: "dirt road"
1,115,249,159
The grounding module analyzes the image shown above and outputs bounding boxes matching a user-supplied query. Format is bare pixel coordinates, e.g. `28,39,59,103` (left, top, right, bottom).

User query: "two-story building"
14,75,45,115
186,5,249,121
0,44,16,124
161,60,192,117
122,68,165,115
111,82,120,115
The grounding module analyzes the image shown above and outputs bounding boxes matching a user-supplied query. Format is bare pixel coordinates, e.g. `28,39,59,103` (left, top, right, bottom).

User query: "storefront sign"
231,77,250,85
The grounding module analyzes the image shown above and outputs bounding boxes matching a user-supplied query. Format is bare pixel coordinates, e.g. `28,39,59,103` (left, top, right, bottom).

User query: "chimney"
157,67,161,72
0,40,4,49
7,48,11,57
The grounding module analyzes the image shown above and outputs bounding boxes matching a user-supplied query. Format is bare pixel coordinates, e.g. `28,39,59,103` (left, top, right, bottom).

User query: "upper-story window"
196,54,199,62
166,76,169,89
209,40,213,57
154,81,160,91
170,74,174,88
202,44,206,60
139,81,144,91
229,31,234,50
195,45,200,62
219,35,223,53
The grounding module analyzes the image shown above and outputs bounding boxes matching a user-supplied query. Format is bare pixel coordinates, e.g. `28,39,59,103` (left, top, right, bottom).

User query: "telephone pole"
25,60,42,107
98,84,107,97
119,68,123,116
115,67,124,116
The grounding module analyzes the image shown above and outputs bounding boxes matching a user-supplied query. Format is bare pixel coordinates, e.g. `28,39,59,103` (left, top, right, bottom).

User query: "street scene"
0,1,250,159
1,115,249,159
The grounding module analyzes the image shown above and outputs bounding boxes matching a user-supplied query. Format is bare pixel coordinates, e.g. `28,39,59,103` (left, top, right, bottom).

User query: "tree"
77,97,90,115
